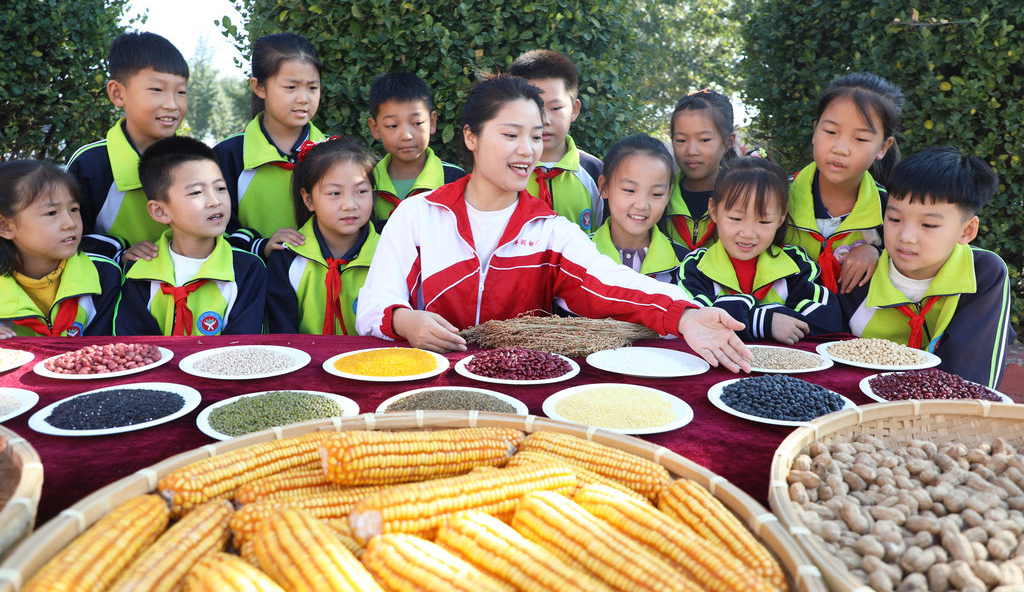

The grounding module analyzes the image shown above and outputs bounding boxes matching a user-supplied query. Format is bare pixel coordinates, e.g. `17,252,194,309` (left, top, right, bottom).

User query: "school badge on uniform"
65,322,84,337
579,208,592,230
197,311,223,335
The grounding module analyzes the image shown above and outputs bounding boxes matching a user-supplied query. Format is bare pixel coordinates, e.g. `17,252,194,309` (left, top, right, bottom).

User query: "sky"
122,0,247,79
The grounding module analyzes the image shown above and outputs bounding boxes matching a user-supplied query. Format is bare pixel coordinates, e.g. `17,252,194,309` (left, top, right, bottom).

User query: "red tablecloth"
0,333,879,527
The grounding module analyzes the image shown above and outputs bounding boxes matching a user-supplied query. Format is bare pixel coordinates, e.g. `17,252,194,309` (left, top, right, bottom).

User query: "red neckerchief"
805,230,851,292
377,193,403,218
323,257,350,335
13,297,79,336
895,296,940,349
532,167,564,209
160,280,209,336
267,161,294,171
670,216,716,250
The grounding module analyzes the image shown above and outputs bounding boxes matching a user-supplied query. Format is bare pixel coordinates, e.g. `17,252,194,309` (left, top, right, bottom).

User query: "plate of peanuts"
815,338,940,371
33,343,173,380
859,369,1013,403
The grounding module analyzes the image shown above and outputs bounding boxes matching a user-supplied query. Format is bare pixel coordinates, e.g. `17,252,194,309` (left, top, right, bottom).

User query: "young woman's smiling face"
463,98,544,200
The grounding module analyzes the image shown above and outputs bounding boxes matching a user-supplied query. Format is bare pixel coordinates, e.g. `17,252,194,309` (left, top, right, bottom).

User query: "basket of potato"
770,400,1024,592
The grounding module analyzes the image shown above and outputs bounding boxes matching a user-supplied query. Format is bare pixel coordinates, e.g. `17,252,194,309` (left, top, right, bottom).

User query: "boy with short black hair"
508,49,603,232
366,72,465,223
840,146,1015,388
67,31,189,262
114,136,267,336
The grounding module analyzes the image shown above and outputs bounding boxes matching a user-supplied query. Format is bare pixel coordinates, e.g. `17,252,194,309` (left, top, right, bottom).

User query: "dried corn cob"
574,484,778,592
183,552,285,592
108,499,233,592
659,478,787,590
507,449,648,502
22,494,170,592
519,431,670,499
324,518,366,558
160,431,332,517
512,490,700,592
436,510,614,592
238,538,259,568
234,468,340,504
349,463,576,543
252,507,383,592
231,485,384,546
362,532,512,592
320,427,524,486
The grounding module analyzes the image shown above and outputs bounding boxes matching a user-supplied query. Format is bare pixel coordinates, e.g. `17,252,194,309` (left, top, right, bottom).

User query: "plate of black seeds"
376,387,527,415
28,382,201,436
196,390,360,440
707,375,855,426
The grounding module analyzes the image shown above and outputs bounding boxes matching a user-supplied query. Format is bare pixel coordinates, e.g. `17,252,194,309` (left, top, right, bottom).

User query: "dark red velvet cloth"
0,333,878,527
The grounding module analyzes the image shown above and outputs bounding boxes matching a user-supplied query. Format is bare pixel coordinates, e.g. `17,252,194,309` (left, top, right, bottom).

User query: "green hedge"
227,0,662,164
0,0,128,162
742,0,1024,330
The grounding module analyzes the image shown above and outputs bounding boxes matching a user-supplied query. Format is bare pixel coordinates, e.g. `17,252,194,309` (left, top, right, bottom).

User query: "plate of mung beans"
815,339,940,371
377,387,528,414
196,390,360,440
178,345,311,380
323,347,449,382
746,345,833,374
542,383,693,434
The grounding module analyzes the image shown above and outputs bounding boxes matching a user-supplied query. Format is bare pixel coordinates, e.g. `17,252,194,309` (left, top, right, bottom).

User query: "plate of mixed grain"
542,383,693,434
746,345,833,374
585,346,710,378
178,345,311,380
323,347,449,382
815,338,940,371
377,386,528,415
196,390,359,440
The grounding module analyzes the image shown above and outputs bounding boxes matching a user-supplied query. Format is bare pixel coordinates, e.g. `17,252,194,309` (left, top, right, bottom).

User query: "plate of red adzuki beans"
454,347,580,385
860,368,1012,403
34,343,172,380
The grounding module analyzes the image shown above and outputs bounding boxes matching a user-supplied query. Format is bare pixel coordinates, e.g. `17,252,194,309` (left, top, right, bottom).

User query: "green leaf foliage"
742,0,1024,330
0,0,129,162
226,0,660,164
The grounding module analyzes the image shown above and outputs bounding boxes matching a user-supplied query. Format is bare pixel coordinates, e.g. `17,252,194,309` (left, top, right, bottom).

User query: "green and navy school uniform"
591,221,688,284
840,245,1015,388
0,252,121,337
371,147,465,225
266,217,379,334
679,242,842,341
213,114,326,256
786,163,886,291
525,136,603,232
114,231,267,336
663,171,715,250
66,119,167,257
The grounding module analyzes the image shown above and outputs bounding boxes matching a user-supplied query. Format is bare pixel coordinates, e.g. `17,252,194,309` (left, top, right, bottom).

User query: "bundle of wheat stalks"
459,313,659,357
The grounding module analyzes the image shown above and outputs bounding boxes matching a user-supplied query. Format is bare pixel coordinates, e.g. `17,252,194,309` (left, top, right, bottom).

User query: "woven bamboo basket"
0,426,42,564
769,400,1024,592
0,411,826,592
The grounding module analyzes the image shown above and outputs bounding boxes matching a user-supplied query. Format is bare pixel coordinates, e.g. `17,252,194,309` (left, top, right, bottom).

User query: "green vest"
237,115,326,237
96,120,170,245
591,222,683,283
664,171,715,249
786,162,883,260
0,252,107,337
372,147,448,221
284,218,379,334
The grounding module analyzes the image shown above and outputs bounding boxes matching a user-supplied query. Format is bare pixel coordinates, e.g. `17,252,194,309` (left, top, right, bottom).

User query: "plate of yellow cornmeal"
322,347,450,382
542,383,694,435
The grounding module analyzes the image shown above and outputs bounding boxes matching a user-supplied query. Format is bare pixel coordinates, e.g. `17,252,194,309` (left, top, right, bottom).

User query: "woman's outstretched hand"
678,307,752,373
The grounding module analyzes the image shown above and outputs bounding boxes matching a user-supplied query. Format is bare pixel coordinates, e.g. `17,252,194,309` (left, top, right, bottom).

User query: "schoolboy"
508,49,603,232
840,147,1015,388
114,137,267,336
67,31,189,261
366,72,465,224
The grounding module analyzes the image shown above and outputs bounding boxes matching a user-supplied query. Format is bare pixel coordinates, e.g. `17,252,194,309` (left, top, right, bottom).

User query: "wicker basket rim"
0,426,42,565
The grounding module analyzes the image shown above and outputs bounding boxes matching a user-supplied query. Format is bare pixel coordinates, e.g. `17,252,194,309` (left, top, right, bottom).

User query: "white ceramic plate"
747,345,833,374
859,373,1013,404
0,388,39,423
707,377,856,427
815,341,941,371
27,382,201,437
322,348,449,382
543,383,693,435
585,346,710,378
33,346,174,380
0,349,34,374
196,390,360,440
178,345,310,380
454,353,580,385
377,386,528,415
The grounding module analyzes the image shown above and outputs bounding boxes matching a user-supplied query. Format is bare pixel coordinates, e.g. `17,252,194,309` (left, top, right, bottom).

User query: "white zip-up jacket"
356,175,697,339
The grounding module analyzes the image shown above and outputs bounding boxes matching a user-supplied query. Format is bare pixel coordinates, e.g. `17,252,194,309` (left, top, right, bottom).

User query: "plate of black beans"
707,375,855,426
27,382,201,436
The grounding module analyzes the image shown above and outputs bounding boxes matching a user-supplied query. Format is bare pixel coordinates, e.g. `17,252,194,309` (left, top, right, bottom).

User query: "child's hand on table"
392,309,467,353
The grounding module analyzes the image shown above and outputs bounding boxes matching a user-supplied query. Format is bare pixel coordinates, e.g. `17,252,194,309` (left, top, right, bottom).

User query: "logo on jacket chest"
65,322,84,337
512,239,538,247
197,311,223,335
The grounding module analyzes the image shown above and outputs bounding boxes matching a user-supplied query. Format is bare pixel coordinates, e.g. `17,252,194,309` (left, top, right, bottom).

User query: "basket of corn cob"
0,425,42,564
0,411,826,592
